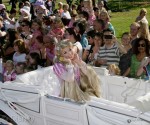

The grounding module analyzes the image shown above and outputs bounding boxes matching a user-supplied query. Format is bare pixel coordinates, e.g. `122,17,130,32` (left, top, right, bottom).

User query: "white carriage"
0,66,150,125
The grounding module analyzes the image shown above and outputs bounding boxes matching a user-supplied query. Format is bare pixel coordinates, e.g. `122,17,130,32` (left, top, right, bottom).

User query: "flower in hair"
56,46,60,50
59,57,64,61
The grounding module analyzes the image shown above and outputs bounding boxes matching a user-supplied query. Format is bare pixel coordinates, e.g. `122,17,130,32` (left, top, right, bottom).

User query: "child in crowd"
61,3,71,26
4,60,16,82
27,52,42,70
43,35,56,65
108,64,120,76
82,0,95,26
19,6,31,21
13,39,27,65
97,0,106,13
48,17,64,41
57,2,64,17
53,40,101,102
29,18,43,51
15,62,26,75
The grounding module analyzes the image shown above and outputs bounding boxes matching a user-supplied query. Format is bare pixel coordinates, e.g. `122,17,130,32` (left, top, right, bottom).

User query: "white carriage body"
0,66,150,125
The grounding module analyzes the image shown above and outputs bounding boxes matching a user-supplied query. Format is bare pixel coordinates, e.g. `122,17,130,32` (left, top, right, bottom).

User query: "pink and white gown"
53,62,101,102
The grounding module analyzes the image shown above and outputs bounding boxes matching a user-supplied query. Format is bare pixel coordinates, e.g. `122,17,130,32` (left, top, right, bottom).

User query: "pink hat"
34,0,44,6
0,4,6,10
34,0,46,10
20,6,30,15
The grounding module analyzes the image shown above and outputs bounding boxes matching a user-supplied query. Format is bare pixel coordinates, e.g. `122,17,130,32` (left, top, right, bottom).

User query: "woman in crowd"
138,21,150,42
119,32,133,76
2,29,19,62
74,21,88,49
128,38,150,78
82,30,96,63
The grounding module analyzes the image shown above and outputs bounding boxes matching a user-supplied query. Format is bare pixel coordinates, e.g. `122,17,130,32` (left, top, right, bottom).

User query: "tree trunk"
0,0,2,4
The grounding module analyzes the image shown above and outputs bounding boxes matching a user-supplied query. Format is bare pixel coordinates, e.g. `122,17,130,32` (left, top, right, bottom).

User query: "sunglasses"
138,44,145,47
21,24,27,27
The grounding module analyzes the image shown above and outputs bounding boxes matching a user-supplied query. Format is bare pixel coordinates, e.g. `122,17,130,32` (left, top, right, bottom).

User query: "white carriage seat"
14,66,60,96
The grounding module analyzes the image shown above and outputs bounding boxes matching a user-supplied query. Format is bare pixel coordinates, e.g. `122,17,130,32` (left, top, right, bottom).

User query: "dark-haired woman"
74,22,88,49
65,27,82,58
2,29,19,62
128,38,150,79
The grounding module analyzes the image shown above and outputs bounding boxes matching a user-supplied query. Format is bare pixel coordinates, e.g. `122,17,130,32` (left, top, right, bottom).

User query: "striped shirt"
97,44,121,66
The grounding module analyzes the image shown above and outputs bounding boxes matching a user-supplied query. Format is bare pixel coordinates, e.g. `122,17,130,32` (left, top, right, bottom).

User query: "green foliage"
108,0,150,12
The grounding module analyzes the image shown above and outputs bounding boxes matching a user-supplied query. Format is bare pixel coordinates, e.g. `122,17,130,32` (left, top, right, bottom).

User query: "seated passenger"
53,40,101,102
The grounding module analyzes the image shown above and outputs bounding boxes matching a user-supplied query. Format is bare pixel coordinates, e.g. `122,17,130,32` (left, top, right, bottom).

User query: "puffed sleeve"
53,63,75,82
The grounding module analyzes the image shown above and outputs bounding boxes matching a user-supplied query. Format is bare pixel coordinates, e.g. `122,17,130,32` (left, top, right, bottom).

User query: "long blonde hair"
54,40,73,64
138,21,150,42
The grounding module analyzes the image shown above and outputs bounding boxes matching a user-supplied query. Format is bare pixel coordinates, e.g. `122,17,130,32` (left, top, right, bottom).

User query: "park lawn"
110,6,150,38
2,0,150,38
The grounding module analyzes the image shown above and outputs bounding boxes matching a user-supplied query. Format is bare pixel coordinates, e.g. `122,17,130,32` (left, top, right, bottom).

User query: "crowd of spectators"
0,0,150,82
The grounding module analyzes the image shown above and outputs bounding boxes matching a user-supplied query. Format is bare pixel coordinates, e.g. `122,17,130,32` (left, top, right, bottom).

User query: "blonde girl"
13,39,27,65
99,10,115,35
135,8,148,25
48,17,64,41
53,40,101,102
82,0,95,26
4,60,16,82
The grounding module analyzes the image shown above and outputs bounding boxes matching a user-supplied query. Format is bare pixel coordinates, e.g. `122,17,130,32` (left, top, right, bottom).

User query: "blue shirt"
80,34,88,49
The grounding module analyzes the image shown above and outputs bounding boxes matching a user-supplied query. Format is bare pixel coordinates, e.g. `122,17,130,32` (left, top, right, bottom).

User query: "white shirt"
74,42,83,58
13,52,26,65
61,11,71,19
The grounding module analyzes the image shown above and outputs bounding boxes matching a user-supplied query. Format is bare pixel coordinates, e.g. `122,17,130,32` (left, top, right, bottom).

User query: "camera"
104,35,113,39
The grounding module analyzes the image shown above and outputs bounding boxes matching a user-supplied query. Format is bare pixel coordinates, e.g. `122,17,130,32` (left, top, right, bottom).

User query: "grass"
2,0,150,39
110,6,150,38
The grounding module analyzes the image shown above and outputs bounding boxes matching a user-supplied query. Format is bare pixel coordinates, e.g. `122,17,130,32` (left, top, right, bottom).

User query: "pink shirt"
30,30,42,51
4,70,16,82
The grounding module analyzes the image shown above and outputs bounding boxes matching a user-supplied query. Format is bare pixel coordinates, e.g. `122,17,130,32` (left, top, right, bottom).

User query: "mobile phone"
104,35,113,39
